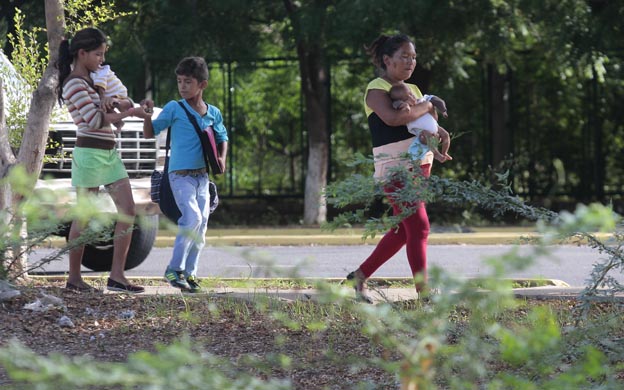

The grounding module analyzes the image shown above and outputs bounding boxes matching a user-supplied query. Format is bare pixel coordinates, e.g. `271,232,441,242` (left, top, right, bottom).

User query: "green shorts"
71,147,128,188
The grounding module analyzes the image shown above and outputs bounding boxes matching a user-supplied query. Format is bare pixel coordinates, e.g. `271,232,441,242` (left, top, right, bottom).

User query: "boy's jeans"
168,171,210,277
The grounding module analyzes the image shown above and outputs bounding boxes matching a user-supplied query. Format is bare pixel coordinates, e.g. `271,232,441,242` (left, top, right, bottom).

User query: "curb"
28,276,624,302
40,231,614,248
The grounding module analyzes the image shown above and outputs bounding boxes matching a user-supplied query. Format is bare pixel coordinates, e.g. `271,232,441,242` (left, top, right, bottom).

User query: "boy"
91,64,131,131
141,57,228,292
389,82,452,163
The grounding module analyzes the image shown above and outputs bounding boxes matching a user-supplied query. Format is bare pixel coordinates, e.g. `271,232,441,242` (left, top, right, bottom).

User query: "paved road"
29,244,621,287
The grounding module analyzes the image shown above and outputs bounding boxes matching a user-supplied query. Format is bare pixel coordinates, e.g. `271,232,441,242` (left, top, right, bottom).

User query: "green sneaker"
164,267,191,290
186,275,202,293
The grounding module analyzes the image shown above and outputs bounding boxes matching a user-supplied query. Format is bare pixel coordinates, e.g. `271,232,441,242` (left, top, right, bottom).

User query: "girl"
56,27,150,293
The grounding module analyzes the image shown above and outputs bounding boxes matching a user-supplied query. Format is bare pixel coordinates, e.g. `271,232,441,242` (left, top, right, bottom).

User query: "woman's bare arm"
366,89,433,126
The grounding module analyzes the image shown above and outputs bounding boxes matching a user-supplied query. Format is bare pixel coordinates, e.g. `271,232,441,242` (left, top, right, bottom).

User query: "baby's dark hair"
56,27,108,105
389,83,411,100
175,57,209,82
365,34,414,71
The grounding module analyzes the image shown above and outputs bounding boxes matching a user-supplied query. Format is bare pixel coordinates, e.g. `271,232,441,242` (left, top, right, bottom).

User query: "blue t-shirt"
152,99,229,172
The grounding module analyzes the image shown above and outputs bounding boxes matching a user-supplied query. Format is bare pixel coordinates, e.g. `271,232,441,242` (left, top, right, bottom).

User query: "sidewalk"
46,227,621,302
106,279,624,303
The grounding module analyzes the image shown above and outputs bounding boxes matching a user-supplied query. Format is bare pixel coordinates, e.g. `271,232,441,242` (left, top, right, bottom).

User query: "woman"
56,27,151,293
346,33,450,303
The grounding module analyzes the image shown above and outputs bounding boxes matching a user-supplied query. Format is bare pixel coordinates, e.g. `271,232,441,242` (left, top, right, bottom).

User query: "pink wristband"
129,107,136,117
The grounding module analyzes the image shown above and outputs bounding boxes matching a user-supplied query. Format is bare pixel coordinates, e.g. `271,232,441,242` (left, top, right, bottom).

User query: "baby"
91,64,130,131
389,82,452,163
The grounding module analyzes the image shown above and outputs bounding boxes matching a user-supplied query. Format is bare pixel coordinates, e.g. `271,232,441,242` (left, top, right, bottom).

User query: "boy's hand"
131,106,152,119
217,156,226,172
140,99,155,114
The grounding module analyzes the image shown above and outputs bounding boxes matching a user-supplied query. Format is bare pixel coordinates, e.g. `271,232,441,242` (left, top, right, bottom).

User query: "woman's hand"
100,96,116,111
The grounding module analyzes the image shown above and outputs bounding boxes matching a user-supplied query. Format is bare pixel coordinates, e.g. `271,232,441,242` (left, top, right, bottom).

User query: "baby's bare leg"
437,127,452,161
422,132,446,162
439,132,450,155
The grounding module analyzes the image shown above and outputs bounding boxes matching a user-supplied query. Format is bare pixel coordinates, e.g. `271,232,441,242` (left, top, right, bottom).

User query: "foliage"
1,201,624,388
2,0,624,207
0,166,117,281
63,0,132,34
0,338,290,390
2,151,624,387
2,0,127,153
326,157,623,300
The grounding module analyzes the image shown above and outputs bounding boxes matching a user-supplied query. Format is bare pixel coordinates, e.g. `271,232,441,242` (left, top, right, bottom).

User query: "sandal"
346,270,373,304
65,281,101,293
106,278,145,294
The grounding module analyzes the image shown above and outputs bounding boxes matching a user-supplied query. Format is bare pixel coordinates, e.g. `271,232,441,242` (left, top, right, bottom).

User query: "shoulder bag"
177,101,225,175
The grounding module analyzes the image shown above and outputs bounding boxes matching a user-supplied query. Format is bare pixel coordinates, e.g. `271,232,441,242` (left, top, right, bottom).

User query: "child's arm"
428,95,448,118
135,99,154,138
113,97,134,112
217,141,228,171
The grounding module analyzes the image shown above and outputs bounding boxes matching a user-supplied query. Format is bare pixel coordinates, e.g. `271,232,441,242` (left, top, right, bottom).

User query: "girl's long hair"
56,27,107,105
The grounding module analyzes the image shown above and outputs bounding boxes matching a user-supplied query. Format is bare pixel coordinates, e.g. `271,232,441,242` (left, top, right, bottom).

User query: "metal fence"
152,56,624,210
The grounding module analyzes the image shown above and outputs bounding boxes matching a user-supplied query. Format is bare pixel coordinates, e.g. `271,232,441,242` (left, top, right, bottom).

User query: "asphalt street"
29,244,620,287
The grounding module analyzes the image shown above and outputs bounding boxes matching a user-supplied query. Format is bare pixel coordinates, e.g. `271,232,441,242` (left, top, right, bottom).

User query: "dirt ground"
0,281,393,389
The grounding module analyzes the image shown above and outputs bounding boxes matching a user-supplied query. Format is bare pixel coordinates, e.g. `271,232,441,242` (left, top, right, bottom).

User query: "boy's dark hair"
175,57,209,82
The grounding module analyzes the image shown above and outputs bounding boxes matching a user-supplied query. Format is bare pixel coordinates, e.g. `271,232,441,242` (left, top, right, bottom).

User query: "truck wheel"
81,215,158,271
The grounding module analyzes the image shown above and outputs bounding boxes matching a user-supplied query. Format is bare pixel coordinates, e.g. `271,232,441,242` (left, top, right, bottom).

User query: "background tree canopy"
1,0,623,224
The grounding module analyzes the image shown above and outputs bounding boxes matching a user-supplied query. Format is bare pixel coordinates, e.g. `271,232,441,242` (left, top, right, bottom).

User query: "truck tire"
81,215,158,271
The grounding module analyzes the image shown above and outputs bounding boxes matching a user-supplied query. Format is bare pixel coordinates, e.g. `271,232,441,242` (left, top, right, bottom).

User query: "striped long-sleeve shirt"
62,77,114,142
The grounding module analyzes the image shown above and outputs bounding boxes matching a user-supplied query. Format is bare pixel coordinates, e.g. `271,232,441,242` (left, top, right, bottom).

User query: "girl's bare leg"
106,178,136,284
67,187,99,287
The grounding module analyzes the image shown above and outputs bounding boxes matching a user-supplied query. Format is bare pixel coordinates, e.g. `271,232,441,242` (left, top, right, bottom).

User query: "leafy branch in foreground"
1,204,622,389
1,166,134,281
325,159,624,300
0,338,290,390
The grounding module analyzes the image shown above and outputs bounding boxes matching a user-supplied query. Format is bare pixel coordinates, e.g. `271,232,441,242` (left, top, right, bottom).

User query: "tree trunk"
16,0,65,176
284,0,330,225
488,64,511,169
0,0,65,278
0,70,17,276
298,43,329,225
